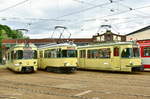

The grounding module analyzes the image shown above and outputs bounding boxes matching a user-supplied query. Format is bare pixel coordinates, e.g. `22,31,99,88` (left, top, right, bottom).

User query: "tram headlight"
129,61,134,66
64,62,70,66
14,63,20,66
34,61,36,64
19,62,22,65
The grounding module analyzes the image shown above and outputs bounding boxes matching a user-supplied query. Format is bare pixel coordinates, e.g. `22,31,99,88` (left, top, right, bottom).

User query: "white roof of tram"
78,41,138,48
13,43,37,48
38,42,76,49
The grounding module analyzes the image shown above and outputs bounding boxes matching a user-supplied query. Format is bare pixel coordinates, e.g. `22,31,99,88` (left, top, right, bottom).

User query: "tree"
0,24,29,63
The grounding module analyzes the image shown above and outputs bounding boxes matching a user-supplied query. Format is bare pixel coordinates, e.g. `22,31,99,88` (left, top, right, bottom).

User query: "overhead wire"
83,4,150,21
0,0,29,13
118,2,150,18
72,0,96,6
56,0,123,19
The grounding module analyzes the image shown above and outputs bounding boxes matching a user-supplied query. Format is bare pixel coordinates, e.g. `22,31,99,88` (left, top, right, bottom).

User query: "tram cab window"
23,50,37,59
33,51,37,59
144,47,150,56
16,50,23,59
14,50,37,59
62,50,77,58
121,48,139,58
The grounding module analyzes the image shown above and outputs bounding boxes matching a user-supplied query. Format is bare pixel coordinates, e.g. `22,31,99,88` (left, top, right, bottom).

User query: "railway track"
0,79,89,99
0,70,150,99
0,78,150,99
29,72,150,88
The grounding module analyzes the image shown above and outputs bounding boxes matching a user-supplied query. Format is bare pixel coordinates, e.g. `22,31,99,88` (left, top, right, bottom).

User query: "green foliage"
0,24,29,63
0,24,29,39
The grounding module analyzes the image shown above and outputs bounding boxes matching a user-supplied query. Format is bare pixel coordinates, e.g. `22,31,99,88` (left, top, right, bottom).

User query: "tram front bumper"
21,66,34,73
131,65,144,72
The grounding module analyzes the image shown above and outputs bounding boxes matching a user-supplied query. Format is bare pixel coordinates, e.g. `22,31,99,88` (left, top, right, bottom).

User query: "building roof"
126,25,150,36
2,38,93,44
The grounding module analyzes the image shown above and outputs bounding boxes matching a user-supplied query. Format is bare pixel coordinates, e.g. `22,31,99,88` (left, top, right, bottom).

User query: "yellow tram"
77,42,143,72
38,43,77,73
6,43,38,73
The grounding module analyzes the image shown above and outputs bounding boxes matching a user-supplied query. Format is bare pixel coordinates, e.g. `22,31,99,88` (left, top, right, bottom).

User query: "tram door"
78,50,86,68
39,51,44,69
111,47,121,70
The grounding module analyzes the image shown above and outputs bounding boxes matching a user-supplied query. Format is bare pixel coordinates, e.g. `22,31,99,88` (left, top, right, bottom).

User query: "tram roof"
13,43,37,48
78,41,137,48
38,42,76,49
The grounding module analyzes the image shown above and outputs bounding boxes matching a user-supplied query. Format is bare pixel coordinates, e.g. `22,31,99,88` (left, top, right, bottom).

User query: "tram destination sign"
67,47,75,50
23,47,32,50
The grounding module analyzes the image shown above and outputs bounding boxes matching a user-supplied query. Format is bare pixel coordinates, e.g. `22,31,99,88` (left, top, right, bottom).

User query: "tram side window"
62,50,77,58
39,51,43,58
99,48,111,58
133,48,139,57
44,50,50,58
114,47,119,56
44,49,57,58
57,48,61,58
87,48,110,58
8,53,10,61
144,47,150,56
51,49,57,58
121,48,132,58
80,50,86,58
11,51,14,60
87,50,99,58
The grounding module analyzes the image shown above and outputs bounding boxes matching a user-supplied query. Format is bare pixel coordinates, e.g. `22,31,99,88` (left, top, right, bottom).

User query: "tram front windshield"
61,50,77,57
14,50,37,59
121,48,139,58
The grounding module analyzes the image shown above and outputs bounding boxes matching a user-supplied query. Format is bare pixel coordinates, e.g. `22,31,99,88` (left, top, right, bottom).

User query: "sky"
0,0,150,39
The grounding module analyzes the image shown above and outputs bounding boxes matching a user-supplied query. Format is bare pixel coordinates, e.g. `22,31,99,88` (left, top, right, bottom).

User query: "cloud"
0,0,150,38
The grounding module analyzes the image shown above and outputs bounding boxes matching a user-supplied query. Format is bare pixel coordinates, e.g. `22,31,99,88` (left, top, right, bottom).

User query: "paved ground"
0,69,150,99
